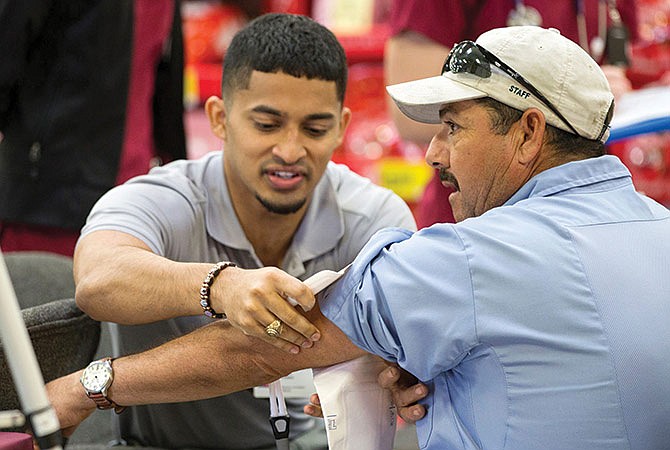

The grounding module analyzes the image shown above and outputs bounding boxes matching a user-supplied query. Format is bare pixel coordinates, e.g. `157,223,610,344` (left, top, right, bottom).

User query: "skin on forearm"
74,230,319,339
48,302,366,432
74,230,217,324
104,306,365,406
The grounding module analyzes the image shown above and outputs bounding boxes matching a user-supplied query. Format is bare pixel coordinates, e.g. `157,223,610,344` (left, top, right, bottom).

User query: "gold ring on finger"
265,319,283,338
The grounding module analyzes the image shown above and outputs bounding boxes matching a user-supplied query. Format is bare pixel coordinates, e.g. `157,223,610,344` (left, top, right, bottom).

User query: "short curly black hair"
221,13,347,104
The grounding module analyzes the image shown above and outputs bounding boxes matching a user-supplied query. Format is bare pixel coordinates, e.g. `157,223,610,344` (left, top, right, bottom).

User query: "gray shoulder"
125,152,222,202
324,162,416,230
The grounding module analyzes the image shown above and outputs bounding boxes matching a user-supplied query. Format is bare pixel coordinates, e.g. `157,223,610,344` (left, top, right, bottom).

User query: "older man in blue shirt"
317,26,670,449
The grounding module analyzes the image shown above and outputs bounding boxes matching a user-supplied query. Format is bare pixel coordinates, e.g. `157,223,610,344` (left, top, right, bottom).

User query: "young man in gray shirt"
65,13,414,449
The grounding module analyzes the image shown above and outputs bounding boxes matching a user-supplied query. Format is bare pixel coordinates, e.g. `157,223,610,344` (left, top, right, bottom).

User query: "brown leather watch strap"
86,390,125,413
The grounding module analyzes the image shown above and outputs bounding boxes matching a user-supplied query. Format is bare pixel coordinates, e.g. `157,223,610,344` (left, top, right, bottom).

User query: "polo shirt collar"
204,157,345,267
505,155,632,206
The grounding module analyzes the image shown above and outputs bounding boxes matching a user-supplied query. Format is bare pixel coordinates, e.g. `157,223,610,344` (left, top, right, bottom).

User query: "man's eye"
304,126,328,137
255,121,278,131
444,121,458,134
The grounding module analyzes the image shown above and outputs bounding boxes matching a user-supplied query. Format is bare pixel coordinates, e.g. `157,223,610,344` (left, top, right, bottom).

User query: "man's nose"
273,128,307,164
425,132,449,169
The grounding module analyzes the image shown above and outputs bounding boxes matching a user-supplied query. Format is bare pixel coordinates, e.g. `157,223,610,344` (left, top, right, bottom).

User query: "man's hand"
378,365,428,424
304,364,429,424
45,371,96,437
303,392,323,417
213,266,321,353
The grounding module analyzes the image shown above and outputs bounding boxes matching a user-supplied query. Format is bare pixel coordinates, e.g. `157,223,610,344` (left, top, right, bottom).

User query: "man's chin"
257,194,306,215
448,192,465,223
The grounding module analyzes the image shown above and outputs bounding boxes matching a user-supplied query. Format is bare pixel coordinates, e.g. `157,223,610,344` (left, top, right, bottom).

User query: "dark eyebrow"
251,105,335,122
439,104,456,119
251,105,283,117
304,112,336,121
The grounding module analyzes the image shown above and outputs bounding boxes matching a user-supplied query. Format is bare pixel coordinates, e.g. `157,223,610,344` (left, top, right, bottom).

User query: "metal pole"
0,250,63,449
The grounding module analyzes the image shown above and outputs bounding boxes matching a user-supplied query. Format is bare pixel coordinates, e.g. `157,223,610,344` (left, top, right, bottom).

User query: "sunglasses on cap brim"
442,40,581,137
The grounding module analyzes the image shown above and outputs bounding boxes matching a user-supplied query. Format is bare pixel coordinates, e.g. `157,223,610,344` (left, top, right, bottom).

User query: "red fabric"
115,0,175,184
0,432,33,450
0,221,79,257
415,173,456,228
390,0,638,47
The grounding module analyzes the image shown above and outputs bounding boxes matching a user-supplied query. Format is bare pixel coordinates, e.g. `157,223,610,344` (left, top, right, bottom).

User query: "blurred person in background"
385,0,638,228
0,0,185,256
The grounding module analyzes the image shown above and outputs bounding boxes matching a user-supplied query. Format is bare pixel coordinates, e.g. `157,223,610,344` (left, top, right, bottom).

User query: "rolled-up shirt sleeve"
319,225,478,382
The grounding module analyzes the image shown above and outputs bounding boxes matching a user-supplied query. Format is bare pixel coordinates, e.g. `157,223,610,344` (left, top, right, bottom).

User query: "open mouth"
439,169,459,191
270,170,300,179
265,168,305,190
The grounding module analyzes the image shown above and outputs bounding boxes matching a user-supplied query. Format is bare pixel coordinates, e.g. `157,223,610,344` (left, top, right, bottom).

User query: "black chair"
0,252,100,417
0,252,172,448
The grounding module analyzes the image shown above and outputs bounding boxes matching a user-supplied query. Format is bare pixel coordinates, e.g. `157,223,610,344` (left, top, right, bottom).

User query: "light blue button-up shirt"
321,155,670,449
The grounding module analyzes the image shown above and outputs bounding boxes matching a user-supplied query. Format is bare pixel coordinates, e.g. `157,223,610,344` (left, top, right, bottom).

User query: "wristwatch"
80,357,125,413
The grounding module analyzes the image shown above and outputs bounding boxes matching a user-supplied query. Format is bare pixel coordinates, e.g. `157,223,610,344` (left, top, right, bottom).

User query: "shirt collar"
505,155,632,206
204,156,345,270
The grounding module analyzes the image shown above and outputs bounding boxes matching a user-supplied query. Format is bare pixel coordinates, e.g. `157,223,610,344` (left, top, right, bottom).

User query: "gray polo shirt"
81,151,416,449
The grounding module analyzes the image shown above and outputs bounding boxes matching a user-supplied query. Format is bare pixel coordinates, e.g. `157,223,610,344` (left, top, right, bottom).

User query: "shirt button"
29,142,41,162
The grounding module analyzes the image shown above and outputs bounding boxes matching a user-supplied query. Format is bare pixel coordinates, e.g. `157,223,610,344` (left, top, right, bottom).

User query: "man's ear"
205,96,227,140
336,106,352,145
516,108,546,165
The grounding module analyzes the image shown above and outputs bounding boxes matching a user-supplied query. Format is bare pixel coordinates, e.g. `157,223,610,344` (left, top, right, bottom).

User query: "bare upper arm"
73,230,153,283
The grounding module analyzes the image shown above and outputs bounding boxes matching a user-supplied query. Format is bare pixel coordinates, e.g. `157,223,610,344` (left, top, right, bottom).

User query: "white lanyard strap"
269,379,291,449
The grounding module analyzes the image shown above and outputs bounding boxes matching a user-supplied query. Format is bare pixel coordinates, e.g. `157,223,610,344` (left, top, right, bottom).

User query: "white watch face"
81,360,112,393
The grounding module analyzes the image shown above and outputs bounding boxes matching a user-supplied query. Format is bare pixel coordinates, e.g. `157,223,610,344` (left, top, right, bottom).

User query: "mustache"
439,168,459,191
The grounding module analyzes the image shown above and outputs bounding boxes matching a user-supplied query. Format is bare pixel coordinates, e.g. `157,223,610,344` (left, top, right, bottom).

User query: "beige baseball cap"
386,26,615,142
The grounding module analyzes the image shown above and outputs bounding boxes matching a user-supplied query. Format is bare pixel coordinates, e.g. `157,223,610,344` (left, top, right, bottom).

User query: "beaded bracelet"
199,261,237,319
